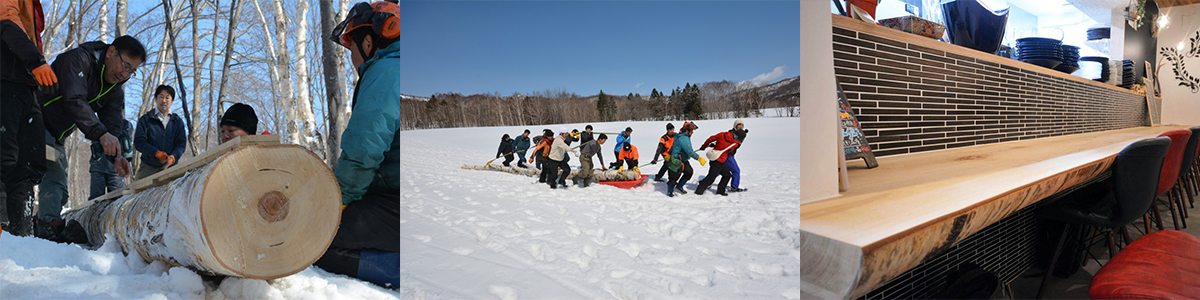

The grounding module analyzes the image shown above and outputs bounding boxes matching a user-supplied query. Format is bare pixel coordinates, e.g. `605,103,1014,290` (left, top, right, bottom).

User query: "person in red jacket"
695,129,740,196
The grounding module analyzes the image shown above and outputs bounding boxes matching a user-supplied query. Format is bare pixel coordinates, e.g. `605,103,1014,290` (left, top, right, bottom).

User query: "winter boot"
358,249,400,288
695,188,705,196
653,177,665,182
4,190,34,237
731,188,748,193
35,218,65,241
674,186,689,195
668,189,675,197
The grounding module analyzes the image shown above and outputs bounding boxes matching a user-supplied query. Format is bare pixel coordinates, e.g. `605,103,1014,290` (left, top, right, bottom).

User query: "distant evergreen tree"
597,90,608,122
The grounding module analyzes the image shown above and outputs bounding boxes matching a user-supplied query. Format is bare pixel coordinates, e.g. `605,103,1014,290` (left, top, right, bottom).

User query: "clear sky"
398,1,800,98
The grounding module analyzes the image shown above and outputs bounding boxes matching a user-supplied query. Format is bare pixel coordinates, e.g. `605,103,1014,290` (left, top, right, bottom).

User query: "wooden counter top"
801,126,1192,299
832,15,1139,96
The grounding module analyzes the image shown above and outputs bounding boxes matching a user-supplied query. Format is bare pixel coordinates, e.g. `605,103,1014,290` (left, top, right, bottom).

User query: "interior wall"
800,2,839,204
1156,3,1200,125
1124,0,1160,81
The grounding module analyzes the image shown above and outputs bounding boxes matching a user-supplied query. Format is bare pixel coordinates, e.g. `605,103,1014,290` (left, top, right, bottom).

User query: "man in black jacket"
497,134,514,167
36,35,145,240
1,0,56,236
580,125,595,145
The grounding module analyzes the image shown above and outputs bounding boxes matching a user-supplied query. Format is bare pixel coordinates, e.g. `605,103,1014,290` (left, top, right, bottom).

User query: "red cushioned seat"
1090,230,1200,299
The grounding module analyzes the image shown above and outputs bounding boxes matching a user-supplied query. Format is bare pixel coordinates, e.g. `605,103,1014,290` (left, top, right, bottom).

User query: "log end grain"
201,145,342,279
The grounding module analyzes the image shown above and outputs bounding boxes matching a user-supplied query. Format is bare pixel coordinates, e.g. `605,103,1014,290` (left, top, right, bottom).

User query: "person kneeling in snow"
575,133,607,188
313,0,401,288
619,143,639,173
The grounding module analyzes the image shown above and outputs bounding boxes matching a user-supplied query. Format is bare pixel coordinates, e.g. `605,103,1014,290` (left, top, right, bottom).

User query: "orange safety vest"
0,0,45,52
659,135,674,157
620,144,639,160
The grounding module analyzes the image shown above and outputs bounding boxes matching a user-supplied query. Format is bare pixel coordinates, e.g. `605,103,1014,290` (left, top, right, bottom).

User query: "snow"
400,116,801,299
0,233,401,299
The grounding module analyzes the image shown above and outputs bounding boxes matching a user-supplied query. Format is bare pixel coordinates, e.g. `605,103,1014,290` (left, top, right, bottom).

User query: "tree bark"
189,0,204,156
292,0,323,158
63,144,341,279
461,164,642,182
319,0,349,168
215,0,242,134
116,0,128,36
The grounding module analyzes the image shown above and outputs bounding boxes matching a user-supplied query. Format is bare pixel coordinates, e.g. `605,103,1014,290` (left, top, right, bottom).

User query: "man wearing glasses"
34,35,145,240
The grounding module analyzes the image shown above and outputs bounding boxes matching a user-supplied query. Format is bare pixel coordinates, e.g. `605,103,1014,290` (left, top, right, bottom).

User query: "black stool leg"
1039,223,1072,299
1152,201,1166,230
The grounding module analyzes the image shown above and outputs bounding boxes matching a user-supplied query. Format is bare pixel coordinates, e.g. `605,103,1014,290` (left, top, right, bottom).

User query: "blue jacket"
669,133,700,162
614,133,631,153
133,110,187,168
335,41,401,205
514,135,530,152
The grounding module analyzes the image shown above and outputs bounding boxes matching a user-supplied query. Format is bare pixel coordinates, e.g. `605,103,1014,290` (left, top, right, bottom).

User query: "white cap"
559,126,569,134
734,119,744,127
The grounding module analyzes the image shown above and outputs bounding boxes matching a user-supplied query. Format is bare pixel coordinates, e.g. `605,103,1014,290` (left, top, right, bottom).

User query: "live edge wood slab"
801,126,1192,299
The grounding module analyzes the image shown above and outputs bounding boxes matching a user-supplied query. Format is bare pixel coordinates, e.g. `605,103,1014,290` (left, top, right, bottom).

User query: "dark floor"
1007,193,1200,299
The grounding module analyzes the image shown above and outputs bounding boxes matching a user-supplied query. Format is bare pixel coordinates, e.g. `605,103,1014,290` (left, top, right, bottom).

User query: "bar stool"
1036,137,1171,299
1146,130,1192,232
1089,230,1200,299
1171,127,1199,220
1181,127,1200,209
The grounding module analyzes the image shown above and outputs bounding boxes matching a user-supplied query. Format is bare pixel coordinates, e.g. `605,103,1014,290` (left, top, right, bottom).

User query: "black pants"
667,161,693,190
1,81,45,234
696,161,732,194
501,154,514,167
624,158,638,170
556,159,571,185
538,156,552,183
655,159,670,180
314,190,399,277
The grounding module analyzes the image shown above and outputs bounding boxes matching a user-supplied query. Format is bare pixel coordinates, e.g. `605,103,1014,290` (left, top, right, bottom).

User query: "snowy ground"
399,117,802,299
0,229,401,299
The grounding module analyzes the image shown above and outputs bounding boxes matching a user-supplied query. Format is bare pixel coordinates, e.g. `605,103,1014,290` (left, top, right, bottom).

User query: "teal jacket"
335,42,401,204
669,133,700,162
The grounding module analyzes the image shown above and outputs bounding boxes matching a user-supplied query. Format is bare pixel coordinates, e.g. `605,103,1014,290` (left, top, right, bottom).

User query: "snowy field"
399,117,802,299
0,232,401,299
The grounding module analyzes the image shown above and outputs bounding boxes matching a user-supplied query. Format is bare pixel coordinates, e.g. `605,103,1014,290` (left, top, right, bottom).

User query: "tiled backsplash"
833,25,1150,157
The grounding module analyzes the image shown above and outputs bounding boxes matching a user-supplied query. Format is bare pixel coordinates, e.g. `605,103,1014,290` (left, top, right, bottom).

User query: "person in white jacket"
548,127,578,189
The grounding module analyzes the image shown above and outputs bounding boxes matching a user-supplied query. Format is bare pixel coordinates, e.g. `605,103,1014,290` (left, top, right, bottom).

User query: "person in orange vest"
529,129,555,183
1,0,55,237
618,143,640,173
651,123,675,182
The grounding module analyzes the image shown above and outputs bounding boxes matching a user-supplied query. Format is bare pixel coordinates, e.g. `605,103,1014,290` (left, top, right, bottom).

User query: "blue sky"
398,1,800,98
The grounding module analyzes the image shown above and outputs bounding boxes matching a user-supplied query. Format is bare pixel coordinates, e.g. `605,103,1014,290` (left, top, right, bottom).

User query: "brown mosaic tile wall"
833,25,1150,157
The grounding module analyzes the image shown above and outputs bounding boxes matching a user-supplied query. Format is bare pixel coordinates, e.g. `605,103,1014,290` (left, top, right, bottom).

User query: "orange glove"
162,155,176,170
155,151,169,161
32,64,57,87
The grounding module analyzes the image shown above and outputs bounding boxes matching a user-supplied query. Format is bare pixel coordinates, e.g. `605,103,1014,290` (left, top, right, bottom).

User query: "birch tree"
292,0,323,157
319,0,350,167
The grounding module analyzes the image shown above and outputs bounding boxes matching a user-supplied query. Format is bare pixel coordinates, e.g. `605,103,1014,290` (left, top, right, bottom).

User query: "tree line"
400,77,799,130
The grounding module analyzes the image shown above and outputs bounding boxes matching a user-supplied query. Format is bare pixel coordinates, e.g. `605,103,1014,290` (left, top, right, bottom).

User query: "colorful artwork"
838,82,878,168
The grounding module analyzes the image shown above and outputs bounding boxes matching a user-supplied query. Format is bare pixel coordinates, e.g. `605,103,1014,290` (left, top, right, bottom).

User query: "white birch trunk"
63,144,341,279
251,0,286,138
100,0,109,42
189,0,204,155
270,0,297,143
115,0,128,36
292,0,322,157
319,0,350,168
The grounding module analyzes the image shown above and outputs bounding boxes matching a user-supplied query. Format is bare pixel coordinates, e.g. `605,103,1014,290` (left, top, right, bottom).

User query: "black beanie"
221,103,258,134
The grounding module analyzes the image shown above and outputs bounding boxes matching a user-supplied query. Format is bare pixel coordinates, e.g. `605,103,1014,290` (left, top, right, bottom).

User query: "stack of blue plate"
1054,45,1081,74
1016,37,1062,69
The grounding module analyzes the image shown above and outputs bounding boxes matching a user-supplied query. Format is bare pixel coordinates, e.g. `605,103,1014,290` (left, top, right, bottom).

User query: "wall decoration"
1160,30,1200,94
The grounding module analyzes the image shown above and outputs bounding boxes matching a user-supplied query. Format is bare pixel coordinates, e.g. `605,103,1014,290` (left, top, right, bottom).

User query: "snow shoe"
653,177,665,182
358,249,400,288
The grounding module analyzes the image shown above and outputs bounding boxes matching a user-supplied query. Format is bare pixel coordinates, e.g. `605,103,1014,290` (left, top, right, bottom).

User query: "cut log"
461,164,641,181
63,143,341,280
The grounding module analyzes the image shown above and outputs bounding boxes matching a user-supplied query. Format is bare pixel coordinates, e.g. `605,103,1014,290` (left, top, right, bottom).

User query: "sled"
596,174,648,189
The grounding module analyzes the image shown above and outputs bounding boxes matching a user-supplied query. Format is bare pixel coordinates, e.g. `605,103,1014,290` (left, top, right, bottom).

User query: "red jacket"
699,131,740,163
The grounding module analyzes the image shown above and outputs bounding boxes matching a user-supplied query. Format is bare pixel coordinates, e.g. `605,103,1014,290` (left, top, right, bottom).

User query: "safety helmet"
330,0,400,50
682,122,698,131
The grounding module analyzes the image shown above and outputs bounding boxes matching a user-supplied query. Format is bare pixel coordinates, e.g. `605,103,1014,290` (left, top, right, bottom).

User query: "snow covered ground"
0,232,401,299
399,117,802,299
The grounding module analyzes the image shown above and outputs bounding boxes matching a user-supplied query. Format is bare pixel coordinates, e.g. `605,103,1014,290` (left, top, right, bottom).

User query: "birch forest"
38,0,357,210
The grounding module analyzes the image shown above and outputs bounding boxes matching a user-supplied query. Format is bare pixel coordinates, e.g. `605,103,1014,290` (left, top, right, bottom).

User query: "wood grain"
832,15,1139,95
801,126,1193,299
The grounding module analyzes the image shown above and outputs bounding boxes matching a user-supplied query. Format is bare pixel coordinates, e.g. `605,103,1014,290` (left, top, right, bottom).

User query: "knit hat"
734,119,744,128
220,103,258,135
